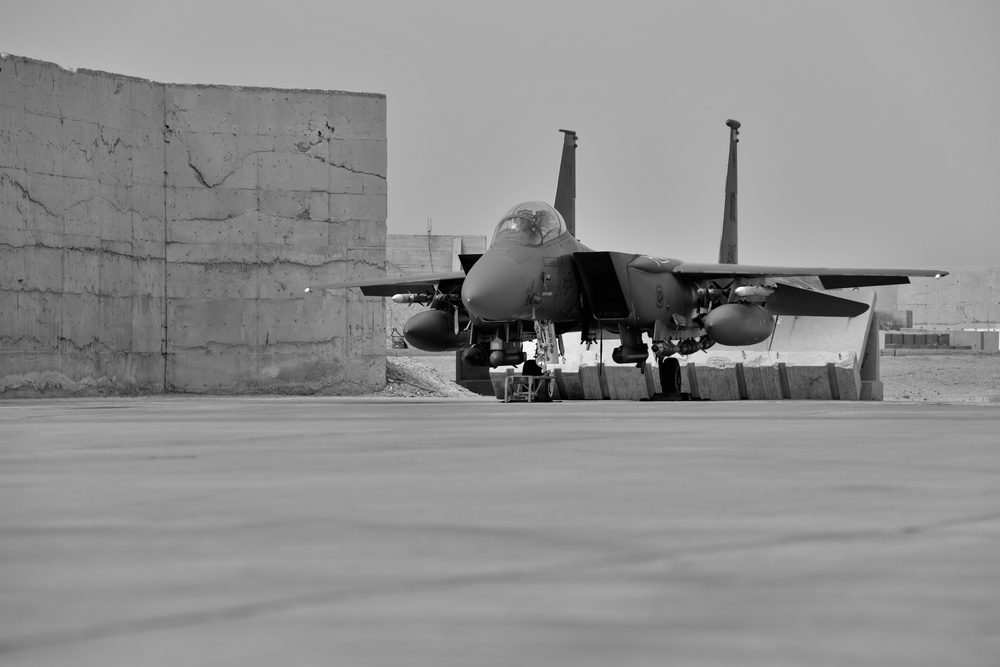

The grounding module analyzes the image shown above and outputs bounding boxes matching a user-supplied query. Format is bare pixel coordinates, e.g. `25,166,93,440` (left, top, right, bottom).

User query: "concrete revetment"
0,54,386,396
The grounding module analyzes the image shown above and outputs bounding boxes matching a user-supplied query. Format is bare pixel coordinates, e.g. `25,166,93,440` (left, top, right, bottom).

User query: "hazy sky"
3,1,998,267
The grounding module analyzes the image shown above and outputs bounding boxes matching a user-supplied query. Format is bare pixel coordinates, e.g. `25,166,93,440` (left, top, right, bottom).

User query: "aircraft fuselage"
314,123,947,380
461,232,590,324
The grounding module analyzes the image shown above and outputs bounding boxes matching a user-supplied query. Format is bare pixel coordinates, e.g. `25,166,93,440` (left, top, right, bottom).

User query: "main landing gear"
650,335,714,399
658,357,682,394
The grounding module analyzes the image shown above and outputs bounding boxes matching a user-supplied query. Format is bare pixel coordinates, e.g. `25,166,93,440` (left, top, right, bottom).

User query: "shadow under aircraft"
307,121,946,393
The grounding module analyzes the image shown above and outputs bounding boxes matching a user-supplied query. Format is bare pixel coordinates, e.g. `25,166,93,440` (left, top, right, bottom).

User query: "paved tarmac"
1,397,999,666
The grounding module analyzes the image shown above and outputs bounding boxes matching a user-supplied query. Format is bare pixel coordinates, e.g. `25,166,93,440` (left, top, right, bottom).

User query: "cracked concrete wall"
163,85,386,393
869,266,1000,328
897,267,1000,327
1,54,386,395
1,55,167,395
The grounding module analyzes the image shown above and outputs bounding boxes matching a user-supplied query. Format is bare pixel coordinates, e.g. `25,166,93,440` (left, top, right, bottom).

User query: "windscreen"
491,201,566,247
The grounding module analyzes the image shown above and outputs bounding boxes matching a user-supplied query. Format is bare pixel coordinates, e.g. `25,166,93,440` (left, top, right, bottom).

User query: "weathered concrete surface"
683,352,863,401
1,398,998,666
163,85,386,393
868,266,1000,328
948,330,999,351
1,56,167,396
0,54,386,395
552,366,585,399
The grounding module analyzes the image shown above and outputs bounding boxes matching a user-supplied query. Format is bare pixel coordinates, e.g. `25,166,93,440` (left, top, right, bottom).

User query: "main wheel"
658,357,681,393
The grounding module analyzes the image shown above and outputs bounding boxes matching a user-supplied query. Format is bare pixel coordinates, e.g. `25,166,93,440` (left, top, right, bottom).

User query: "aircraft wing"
671,262,947,289
305,270,467,296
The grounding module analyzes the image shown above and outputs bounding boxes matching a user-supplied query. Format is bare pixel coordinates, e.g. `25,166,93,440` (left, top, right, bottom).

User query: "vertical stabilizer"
554,129,577,237
719,119,740,264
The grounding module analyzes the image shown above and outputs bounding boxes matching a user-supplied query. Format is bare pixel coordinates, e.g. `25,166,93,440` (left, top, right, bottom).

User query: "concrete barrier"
685,356,742,401
579,366,608,400
602,365,652,400
553,367,586,400
952,330,1000,351
881,328,997,352
489,368,513,398
741,357,784,400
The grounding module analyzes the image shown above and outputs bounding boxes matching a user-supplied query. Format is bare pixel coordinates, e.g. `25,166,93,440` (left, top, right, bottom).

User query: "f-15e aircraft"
306,121,946,392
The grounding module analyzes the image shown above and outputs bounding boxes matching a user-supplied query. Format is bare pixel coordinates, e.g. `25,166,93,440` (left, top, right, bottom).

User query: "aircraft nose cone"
462,254,527,320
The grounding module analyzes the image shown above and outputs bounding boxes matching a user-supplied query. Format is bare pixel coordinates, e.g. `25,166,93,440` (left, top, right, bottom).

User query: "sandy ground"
378,357,483,398
880,354,1000,403
395,353,1000,403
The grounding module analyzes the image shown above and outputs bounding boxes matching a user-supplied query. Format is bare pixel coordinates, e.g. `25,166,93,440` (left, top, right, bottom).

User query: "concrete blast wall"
869,266,1000,328
0,54,386,395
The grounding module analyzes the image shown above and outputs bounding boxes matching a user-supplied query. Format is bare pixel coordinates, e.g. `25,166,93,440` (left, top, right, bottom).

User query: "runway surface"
1,398,998,666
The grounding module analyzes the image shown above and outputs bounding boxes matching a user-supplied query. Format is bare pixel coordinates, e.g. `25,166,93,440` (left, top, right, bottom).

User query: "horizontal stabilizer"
765,283,869,317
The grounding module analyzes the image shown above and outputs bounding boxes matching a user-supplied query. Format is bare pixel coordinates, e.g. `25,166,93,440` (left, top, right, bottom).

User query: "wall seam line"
161,83,169,393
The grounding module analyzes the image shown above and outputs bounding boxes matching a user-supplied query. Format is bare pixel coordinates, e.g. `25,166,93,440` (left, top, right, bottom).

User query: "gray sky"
4,0,998,267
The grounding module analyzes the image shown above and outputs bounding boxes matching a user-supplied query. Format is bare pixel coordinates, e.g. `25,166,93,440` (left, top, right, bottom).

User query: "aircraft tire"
659,358,681,394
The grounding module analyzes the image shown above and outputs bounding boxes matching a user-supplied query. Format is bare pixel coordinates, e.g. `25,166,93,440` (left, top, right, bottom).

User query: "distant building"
0,54,387,396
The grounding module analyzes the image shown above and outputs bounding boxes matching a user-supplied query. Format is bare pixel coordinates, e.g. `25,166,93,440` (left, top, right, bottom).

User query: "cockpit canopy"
491,201,567,247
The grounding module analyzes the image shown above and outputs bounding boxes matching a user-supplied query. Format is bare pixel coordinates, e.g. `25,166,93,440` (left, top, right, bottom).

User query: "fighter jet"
306,121,946,392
